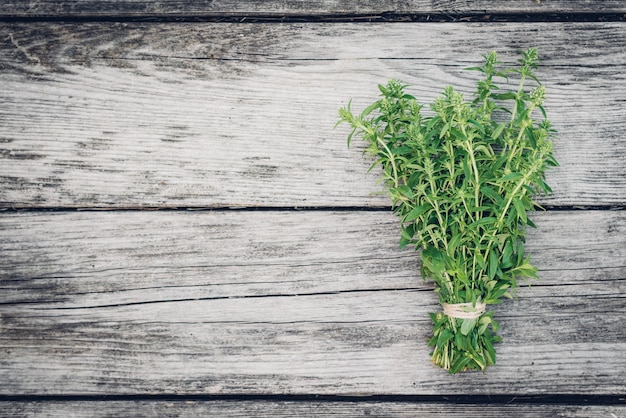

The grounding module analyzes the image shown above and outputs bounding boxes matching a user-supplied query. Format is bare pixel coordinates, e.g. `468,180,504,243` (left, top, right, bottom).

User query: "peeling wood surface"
1,211,625,395
0,22,624,208
1,1,625,17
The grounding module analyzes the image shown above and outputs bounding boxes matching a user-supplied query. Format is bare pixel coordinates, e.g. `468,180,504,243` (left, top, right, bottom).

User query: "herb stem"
377,136,400,189
497,169,534,228
466,138,482,215
461,195,475,223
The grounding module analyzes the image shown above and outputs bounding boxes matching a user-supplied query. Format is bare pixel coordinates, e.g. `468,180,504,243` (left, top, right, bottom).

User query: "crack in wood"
1,12,625,23
19,286,424,310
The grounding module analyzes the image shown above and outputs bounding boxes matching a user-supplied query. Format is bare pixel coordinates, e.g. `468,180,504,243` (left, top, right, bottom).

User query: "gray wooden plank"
1,210,623,305
0,0,624,17
2,400,625,418
1,210,624,395
1,22,624,208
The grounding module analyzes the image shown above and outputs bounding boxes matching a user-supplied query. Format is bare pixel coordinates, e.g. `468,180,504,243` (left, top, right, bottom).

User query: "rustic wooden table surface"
1,1,625,416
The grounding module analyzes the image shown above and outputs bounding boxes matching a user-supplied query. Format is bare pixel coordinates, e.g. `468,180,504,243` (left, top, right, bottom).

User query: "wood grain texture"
2,400,625,418
0,22,624,208
1,210,623,305
0,0,624,17
1,210,624,395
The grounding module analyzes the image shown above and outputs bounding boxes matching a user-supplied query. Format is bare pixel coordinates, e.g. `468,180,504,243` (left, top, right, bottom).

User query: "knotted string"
442,302,486,319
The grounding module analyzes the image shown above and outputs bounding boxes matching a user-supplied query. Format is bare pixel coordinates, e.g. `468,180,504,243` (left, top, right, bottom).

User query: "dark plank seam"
0,394,624,406
1,205,624,212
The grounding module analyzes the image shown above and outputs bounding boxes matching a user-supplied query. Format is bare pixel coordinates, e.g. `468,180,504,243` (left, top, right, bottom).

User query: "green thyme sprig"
338,48,558,373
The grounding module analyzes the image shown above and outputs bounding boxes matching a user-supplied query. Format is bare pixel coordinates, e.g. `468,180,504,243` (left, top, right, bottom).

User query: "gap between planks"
1,205,624,212
0,0,625,21
0,393,624,406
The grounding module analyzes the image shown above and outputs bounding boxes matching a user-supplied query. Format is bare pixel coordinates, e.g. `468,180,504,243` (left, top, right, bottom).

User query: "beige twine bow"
442,302,486,319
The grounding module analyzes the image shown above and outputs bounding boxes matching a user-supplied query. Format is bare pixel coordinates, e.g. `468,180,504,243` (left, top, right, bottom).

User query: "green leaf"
396,185,413,199
404,203,432,222
512,262,538,279
449,127,467,141
448,234,462,253
512,198,527,223
489,283,510,300
480,186,503,205
399,224,416,249
506,208,517,228
462,155,471,180
492,123,506,140
361,100,380,117
468,217,497,229
407,172,422,189
525,126,537,148
488,250,498,280
440,122,451,139
478,315,492,335
437,329,454,347
483,336,496,365
391,146,412,155
454,330,467,351
461,318,477,336
498,172,523,183
492,92,517,100
468,119,485,135
501,240,514,269
449,354,472,374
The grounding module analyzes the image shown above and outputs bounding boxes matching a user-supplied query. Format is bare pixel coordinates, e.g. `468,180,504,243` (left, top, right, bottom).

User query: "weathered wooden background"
1,1,625,416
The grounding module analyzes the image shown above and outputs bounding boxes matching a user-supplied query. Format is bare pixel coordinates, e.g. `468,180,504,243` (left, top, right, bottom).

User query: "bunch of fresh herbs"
337,49,558,373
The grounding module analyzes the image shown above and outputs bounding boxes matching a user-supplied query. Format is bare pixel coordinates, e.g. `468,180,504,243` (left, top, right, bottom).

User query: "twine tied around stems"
442,302,486,319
